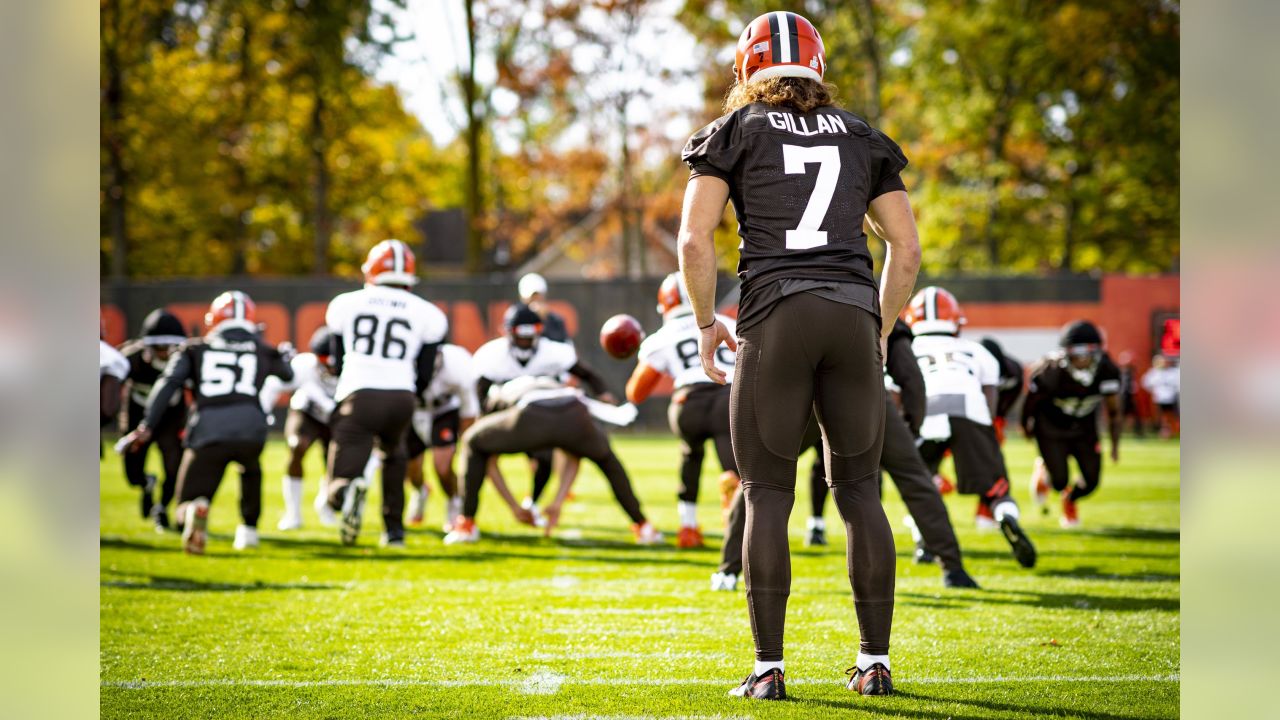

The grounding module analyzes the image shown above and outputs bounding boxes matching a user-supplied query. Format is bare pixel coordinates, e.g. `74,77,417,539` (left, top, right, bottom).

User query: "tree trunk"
311,91,331,275
463,0,484,274
104,9,129,279
856,0,882,124
618,95,634,278
229,17,254,275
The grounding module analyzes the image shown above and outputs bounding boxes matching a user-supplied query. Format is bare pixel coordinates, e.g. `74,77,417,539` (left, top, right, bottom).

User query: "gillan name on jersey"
766,110,848,136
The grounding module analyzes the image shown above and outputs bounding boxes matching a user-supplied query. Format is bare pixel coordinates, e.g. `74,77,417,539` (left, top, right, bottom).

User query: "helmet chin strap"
1066,359,1099,386
510,340,537,362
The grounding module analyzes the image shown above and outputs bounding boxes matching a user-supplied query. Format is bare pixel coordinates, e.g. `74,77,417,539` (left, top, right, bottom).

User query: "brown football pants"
669,382,737,503
731,292,895,661
175,441,265,527
326,388,416,539
459,399,646,524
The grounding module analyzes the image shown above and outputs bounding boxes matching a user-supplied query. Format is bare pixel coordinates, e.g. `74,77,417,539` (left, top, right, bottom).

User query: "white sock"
903,515,924,543
282,476,303,516
993,498,1020,522
856,653,889,672
363,452,382,481
754,660,784,676
807,516,825,531
678,501,699,528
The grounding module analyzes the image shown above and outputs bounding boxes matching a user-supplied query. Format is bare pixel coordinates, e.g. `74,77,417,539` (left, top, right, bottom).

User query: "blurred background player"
1023,320,1122,528
515,274,577,511
405,342,479,531
450,304,657,544
100,321,129,438
121,291,293,554
260,326,340,531
979,336,1025,444
905,287,1036,569
324,239,448,548
517,272,571,344
1115,352,1146,437
625,272,739,549
1142,354,1180,438
118,309,188,530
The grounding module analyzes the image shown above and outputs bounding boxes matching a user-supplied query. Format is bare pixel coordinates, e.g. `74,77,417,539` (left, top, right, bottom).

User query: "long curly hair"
723,76,840,114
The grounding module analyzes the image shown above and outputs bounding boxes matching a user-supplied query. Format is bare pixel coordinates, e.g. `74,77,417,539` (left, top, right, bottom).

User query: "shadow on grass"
933,547,1178,563
1072,526,1180,542
101,536,184,553
1039,565,1180,583
898,588,1178,613
101,573,342,592
788,686,1166,720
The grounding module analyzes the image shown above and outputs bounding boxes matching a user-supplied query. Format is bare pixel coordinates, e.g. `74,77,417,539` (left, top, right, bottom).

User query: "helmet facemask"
1064,344,1102,385
509,323,542,362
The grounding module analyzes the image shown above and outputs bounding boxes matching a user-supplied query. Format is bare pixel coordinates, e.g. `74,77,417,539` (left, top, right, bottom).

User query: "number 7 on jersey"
782,144,840,250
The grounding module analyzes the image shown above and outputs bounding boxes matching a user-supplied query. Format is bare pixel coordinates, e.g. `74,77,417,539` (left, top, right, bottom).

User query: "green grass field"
100,434,1179,719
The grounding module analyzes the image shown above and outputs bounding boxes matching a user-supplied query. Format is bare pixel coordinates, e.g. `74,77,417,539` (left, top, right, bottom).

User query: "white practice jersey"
472,336,578,384
473,336,579,409
326,285,449,401
100,340,129,381
260,353,339,422
912,334,999,440
422,344,481,419
638,312,737,388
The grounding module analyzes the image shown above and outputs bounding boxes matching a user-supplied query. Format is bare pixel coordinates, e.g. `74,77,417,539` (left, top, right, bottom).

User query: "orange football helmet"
656,272,690,317
205,290,256,333
362,239,418,287
904,286,966,336
734,11,826,85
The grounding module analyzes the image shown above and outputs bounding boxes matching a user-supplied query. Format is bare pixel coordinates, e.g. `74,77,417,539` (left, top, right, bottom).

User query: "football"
599,314,645,359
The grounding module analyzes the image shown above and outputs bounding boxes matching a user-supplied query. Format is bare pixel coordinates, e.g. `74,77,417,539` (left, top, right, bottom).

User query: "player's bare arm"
1105,393,1121,463
867,190,922,339
677,174,737,385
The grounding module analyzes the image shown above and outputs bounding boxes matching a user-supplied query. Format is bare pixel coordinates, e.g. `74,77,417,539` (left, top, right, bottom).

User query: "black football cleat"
913,540,936,565
805,526,827,547
339,478,370,547
846,663,893,696
999,515,1037,568
942,567,980,588
728,668,786,700
152,504,170,533
140,474,157,520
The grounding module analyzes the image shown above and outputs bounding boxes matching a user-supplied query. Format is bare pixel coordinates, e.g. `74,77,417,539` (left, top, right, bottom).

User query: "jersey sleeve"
868,128,909,200
451,354,482,419
418,298,449,343
1097,356,1122,395
550,339,579,374
636,334,669,376
472,340,505,381
682,112,742,183
975,344,1000,387
325,292,350,331
100,343,130,381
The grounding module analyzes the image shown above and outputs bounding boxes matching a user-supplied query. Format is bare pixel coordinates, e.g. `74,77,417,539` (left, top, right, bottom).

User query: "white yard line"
103,673,1179,689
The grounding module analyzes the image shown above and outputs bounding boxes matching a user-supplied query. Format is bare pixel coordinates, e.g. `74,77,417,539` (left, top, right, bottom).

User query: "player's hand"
879,333,889,367
542,502,562,537
277,341,296,362
698,320,737,385
513,506,536,526
597,392,618,405
124,426,152,453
